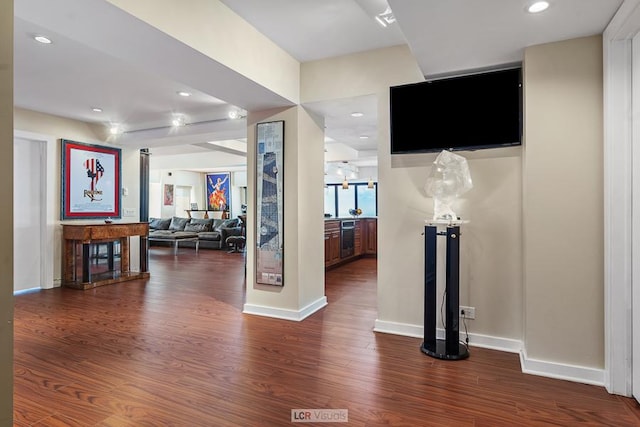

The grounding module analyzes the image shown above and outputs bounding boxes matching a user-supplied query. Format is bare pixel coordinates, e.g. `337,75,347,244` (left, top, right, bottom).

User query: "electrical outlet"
123,208,136,217
459,306,476,319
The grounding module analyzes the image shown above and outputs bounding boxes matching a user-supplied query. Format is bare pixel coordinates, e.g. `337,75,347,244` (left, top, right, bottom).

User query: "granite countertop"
324,217,377,220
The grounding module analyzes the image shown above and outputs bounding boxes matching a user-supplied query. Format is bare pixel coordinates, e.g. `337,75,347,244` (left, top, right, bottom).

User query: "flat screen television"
390,67,522,154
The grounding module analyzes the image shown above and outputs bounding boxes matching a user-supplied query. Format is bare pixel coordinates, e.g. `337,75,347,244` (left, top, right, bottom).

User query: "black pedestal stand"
421,224,469,360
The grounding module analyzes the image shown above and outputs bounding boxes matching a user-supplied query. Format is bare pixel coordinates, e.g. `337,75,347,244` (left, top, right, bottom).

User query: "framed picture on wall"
255,120,284,286
163,184,174,206
61,139,121,220
205,172,231,211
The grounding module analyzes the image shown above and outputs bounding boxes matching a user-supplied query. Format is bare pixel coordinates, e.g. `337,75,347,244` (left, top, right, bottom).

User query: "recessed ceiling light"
172,116,186,127
92,107,103,113
34,35,52,44
359,135,369,139
351,112,364,117
177,91,191,97
528,1,549,13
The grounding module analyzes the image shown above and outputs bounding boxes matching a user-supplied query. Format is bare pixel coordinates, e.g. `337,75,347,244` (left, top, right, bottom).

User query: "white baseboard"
374,319,522,353
519,348,605,386
373,319,423,338
243,296,327,321
374,319,604,386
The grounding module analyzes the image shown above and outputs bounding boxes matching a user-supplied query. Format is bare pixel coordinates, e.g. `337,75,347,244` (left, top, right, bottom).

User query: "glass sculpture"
424,150,473,220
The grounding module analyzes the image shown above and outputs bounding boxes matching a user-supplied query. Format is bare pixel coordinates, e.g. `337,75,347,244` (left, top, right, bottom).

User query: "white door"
13,137,44,293
175,185,192,217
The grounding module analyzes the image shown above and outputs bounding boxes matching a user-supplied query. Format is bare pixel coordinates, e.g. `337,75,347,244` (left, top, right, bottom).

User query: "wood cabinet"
324,220,341,267
62,222,150,290
363,218,377,254
354,220,363,256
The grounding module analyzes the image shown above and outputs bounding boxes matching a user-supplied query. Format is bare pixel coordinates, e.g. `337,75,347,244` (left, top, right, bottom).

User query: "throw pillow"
149,218,171,230
189,218,213,231
220,218,239,228
212,219,224,231
184,223,208,233
169,216,189,231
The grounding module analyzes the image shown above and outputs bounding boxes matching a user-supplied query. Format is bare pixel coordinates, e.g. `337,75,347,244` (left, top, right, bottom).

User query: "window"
324,182,377,217
356,185,377,217
324,186,336,218
337,186,356,217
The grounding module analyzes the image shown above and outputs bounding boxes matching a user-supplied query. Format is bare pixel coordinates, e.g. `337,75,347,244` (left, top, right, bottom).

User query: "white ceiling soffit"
14,0,295,123
303,94,378,153
220,0,407,62
388,0,624,77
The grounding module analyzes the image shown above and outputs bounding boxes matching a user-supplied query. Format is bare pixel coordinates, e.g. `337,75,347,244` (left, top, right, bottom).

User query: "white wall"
300,39,604,380
244,106,326,318
14,108,144,278
523,36,604,368
149,165,247,220
150,169,204,218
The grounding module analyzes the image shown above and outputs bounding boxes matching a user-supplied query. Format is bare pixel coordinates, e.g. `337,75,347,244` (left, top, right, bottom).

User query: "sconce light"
368,177,374,189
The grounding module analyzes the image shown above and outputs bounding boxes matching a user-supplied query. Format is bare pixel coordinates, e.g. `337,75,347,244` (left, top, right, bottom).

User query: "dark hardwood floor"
14,247,640,426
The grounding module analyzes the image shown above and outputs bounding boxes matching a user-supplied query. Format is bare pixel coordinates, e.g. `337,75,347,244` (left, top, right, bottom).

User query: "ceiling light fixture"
329,161,359,179
528,1,549,13
34,35,52,44
92,107,103,113
177,91,191,97
375,6,396,27
228,108,246,119
351,112,364,117
368,177,375,189
359,135,369,139
342,178,349,190
117,117,234,136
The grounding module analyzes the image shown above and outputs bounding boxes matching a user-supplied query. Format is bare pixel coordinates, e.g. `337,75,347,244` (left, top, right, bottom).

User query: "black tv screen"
390,67,522,154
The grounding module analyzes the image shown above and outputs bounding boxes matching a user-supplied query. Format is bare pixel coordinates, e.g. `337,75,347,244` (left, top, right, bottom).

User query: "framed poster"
61,139,121,220
256,120,284,286
206,172,231,211
163,184,174,206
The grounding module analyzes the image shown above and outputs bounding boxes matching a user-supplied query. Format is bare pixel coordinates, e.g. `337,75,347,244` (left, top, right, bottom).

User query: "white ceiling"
13,0,623,168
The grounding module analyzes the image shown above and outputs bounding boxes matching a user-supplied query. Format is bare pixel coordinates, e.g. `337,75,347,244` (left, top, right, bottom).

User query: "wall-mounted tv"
390,67,523,154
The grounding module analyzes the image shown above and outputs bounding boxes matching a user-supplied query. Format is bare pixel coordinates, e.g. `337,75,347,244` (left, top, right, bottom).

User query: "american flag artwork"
62,139,121,219
84,158,104,191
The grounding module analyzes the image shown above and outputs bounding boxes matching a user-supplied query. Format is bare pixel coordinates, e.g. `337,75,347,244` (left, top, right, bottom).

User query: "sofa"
148,216,242,250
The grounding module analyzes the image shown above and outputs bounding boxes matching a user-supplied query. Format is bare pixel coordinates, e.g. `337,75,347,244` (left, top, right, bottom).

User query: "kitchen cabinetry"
324,218,376,270
324,220,341,267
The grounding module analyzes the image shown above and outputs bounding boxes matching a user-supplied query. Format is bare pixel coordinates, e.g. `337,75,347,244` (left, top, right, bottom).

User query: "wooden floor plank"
13,248,640,426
